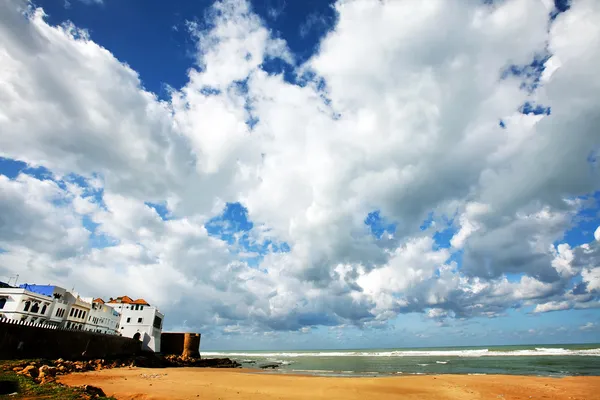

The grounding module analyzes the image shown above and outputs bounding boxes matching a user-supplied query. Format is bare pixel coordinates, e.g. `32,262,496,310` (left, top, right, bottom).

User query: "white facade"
81,298,120,334
62,293,91,330
0,288,55,324
106,300,164,352
1,283,166,348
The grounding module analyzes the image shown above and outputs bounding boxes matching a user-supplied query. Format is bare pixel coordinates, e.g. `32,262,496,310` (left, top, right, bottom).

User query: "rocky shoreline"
8,354,241,386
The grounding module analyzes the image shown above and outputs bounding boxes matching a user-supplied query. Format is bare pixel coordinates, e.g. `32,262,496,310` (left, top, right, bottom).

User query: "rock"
39,374,56,385
258,362,280,369
57,358,64,363
81,384,106,398
12,367,21,372
17,365,38,378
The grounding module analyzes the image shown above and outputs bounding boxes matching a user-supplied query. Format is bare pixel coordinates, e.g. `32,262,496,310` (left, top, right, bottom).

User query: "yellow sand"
59,367,600,400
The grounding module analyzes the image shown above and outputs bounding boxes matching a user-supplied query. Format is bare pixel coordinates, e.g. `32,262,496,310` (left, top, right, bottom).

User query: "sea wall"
161,332,201,358
0,319,141,360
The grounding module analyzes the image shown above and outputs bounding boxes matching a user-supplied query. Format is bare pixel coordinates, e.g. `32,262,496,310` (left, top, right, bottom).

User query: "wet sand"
59,367,600,400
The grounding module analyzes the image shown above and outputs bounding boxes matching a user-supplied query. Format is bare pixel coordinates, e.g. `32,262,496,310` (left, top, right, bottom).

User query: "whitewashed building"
105,296,164,352
81,298,120,334
1,284,95,331
1,283,165,350
0,287,54,324
62,292,91,330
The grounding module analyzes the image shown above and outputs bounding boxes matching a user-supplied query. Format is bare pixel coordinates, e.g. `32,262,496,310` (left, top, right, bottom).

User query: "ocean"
203,344,600,377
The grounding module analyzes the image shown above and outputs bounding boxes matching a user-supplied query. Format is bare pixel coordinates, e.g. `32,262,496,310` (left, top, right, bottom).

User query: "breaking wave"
203,347,600,358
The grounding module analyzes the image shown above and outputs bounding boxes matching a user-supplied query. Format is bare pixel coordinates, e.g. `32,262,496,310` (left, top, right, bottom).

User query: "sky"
0,0,599,351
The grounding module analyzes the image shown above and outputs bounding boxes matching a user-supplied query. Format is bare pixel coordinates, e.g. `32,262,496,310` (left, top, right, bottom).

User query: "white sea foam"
436,361,448,364
264,359,294,365
203,347,600,358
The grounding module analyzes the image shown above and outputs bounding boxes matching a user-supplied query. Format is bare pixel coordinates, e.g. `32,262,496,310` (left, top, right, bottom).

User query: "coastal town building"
0,286,55,324
0,282,165,353
17,284,93,330
19,284,68,327
81,297,120,334
105,296,164,352
62,292,92,330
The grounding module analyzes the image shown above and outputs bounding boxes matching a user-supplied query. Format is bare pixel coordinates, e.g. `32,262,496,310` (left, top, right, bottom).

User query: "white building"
1,282,165,347
4,284,94,331
81,298,120,334
48,287,70,327
106,296,164,352
62,292,91,330
0,287,55,324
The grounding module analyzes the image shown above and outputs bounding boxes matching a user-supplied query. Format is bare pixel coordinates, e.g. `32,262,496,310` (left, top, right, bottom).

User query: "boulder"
17,365,38,378
258,362,280,369
81,384,106,398
39,365,57,377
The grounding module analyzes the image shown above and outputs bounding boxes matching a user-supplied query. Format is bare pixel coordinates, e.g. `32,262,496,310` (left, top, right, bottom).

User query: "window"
31,303,39,313
23,301,31,312
41,304,47,314
0,298,6,309
82,311,86,319
137,317,143,323
69,308,74,317
153,316,162,329
126,317,131,323
140,306,144,310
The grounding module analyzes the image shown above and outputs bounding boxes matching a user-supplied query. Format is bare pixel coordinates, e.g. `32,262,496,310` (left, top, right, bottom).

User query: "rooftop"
107,296,150,306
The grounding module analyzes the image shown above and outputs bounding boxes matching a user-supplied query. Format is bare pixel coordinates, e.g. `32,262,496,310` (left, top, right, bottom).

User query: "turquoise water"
203,344,600,377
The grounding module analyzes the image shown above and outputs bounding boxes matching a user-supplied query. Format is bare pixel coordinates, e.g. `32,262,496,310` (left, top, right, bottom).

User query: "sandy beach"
58,368,600,400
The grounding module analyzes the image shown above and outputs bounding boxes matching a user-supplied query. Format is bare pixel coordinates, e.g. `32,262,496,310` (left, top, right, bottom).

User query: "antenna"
8,274,19,287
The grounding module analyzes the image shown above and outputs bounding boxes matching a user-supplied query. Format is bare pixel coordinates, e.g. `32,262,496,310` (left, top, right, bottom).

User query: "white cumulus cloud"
0,0,599,337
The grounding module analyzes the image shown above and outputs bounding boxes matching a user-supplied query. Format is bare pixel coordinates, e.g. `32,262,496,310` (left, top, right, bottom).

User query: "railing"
0,318,120,335
0,317,58,329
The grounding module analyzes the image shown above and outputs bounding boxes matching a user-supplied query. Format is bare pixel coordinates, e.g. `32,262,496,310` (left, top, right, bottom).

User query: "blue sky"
0,0,599,350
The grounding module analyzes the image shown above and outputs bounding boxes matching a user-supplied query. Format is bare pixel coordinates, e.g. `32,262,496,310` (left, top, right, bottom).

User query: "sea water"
203,344,600,377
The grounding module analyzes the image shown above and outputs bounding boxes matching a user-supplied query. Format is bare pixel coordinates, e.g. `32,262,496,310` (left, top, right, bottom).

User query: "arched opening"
133,332,141,341
31,303,40,313
23,301,31,312
0,298,6,309
41,304,47,314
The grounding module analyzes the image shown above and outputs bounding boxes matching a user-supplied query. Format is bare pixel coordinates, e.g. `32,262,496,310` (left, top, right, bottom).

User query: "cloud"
579,322,597,331
0,0,599,339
